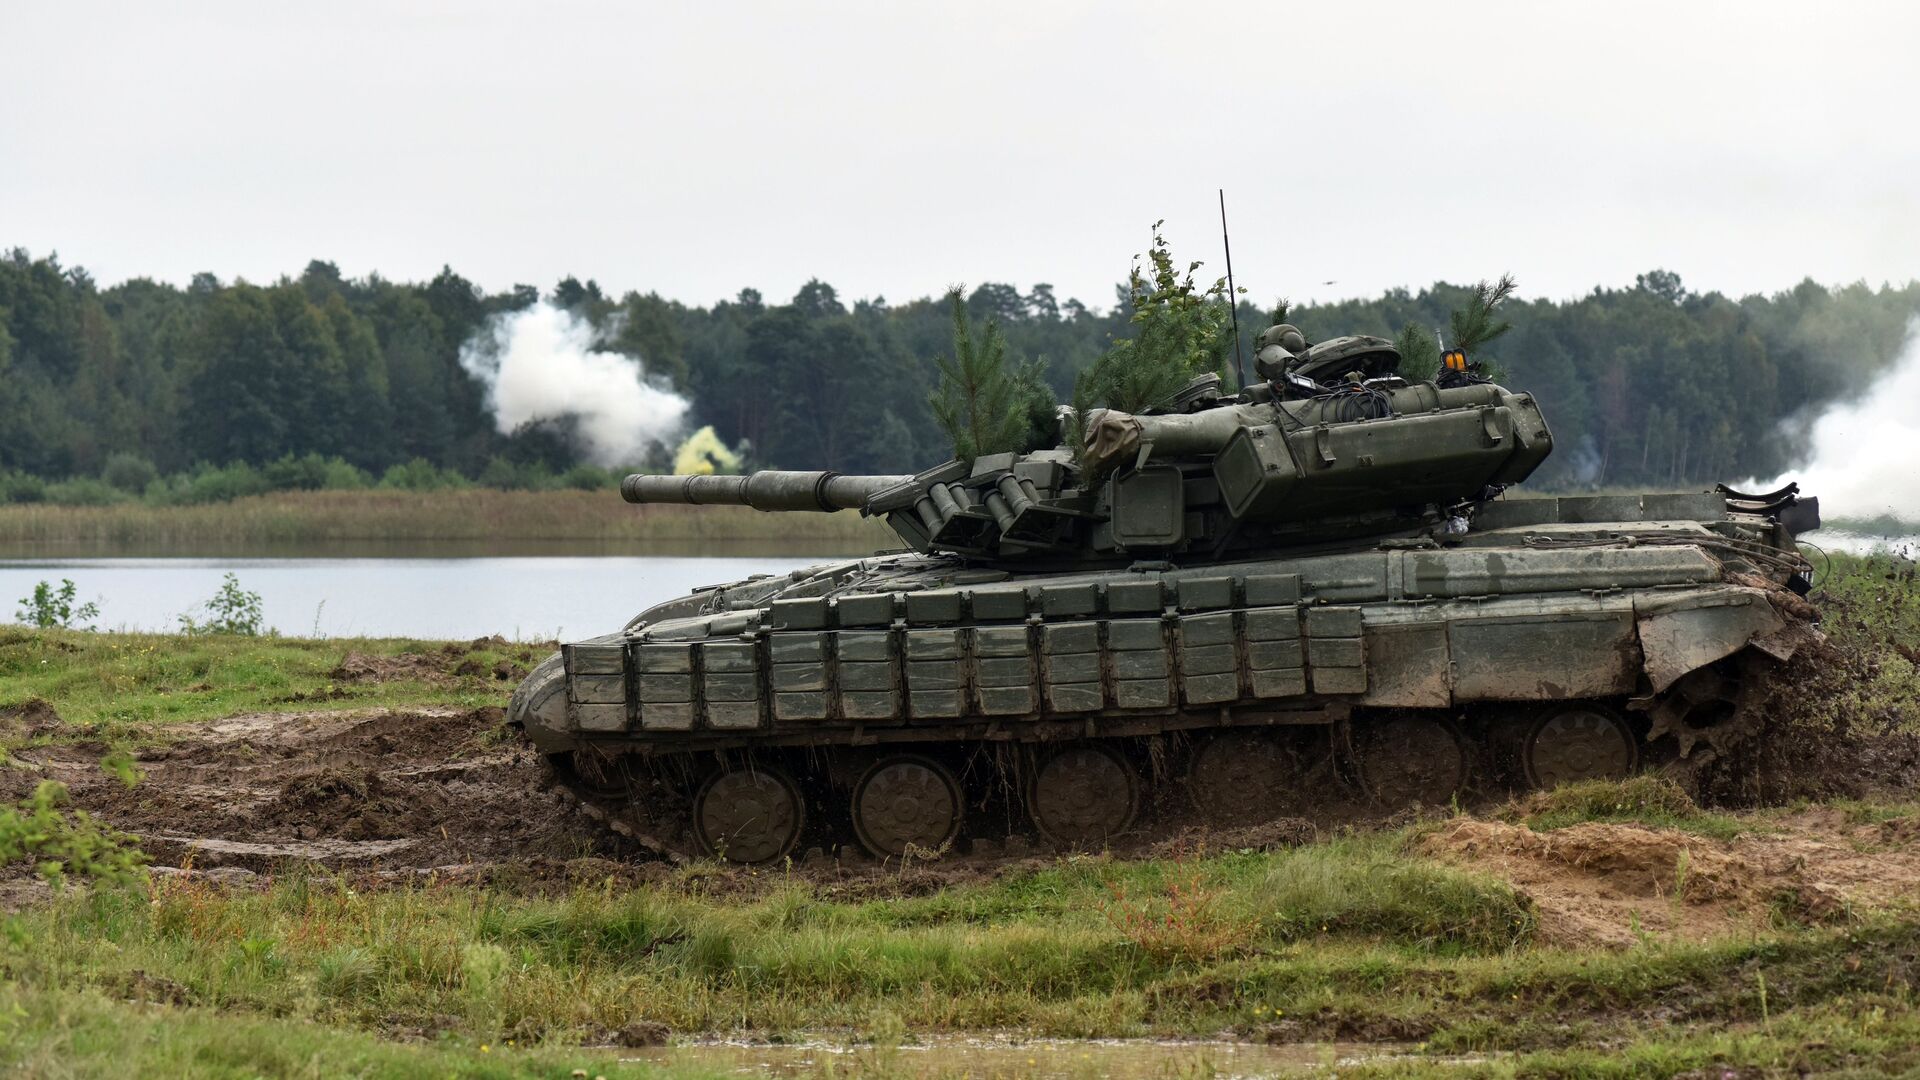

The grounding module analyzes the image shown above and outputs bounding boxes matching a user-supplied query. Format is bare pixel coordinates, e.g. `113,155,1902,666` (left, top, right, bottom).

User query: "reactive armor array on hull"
510,331,1822,863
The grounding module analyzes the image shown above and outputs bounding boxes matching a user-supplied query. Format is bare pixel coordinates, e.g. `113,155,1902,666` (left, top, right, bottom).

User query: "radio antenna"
1218,189,1246,389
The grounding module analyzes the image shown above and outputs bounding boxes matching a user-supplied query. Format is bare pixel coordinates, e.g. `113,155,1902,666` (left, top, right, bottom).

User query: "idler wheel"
692,764,805,865
1188,731,1298,824
1027,744,1140,848
1354,714,1468,808
1524,703,1638,789
851,755,964,859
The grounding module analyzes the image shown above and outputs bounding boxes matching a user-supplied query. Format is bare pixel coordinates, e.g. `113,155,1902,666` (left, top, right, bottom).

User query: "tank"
509,333,1823,864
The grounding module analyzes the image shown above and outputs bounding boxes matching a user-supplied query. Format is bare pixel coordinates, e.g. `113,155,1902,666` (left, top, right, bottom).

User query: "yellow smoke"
673,425,743,475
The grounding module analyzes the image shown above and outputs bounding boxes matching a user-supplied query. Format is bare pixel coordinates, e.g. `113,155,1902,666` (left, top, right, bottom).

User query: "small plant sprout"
14,579,100,629
177,572,266,636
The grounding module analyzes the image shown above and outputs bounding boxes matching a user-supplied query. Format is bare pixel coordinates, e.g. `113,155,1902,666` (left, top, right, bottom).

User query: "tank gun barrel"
621,470,913,512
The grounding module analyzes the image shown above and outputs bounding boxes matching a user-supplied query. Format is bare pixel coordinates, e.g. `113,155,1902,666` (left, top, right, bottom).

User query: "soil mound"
329,652,450,684
327,639,545,687
0,698,63,741
14,707,624,875
1421,813,1920,948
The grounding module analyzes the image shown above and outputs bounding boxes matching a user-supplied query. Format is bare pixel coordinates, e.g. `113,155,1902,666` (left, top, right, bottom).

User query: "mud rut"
3,706,628,878
5,623,1910,897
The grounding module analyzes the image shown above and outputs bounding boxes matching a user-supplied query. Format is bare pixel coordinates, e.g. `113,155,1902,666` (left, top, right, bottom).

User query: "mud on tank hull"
510,490,1818,864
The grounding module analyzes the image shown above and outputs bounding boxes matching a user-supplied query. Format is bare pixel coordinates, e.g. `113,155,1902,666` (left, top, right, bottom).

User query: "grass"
1511,776,1760,840
0,840,1531,1041
0,628,526,745
1823,512,1920,539
1794,550,1920,747
1816,551,1920,652
0,845,1917,1075
0,983,681,1080
0,489,894,552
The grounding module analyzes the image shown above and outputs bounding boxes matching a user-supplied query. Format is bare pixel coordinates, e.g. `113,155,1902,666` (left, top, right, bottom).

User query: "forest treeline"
1,247,1916,504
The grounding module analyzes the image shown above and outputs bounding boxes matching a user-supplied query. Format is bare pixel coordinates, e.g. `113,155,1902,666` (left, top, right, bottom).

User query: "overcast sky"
5,0,1917,311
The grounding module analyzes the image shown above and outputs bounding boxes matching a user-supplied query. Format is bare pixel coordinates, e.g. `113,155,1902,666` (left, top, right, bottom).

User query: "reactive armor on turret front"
510,332,1822,864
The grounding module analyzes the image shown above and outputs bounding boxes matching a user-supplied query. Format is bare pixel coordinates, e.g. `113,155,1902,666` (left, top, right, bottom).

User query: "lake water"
0,553,829,639
1807,529,1919,558
2,527,1911,640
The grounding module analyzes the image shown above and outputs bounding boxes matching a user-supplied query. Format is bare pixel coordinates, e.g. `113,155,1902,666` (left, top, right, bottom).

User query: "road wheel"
1027,744,1140,848
851,755,964,859
1188,730,1298,825
692,763,806,864
1524,703,1638,789
1354,714,1468,808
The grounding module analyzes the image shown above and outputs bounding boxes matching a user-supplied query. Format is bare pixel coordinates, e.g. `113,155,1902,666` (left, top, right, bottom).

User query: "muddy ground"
0,698,1335,898
5,636,1919,937
4,705,618,878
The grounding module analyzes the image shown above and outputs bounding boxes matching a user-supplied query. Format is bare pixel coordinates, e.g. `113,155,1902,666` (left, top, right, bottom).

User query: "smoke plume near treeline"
1758,317,1920,526
458,304,689,467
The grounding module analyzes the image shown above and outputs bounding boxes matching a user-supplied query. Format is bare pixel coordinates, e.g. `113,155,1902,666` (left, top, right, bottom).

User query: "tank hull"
510,491,1817,863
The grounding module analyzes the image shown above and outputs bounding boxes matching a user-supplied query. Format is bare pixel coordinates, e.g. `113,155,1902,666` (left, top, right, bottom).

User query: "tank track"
532,651,1791,867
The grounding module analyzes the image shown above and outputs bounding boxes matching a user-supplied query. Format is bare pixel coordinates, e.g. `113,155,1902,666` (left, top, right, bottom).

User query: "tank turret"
620,375,1554,562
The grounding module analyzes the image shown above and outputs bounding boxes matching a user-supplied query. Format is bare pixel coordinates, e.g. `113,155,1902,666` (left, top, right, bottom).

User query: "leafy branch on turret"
1073,223,1238,420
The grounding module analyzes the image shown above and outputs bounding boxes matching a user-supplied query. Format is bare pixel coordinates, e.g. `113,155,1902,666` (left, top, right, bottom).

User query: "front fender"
1635,587,1785,694
507,651,575,754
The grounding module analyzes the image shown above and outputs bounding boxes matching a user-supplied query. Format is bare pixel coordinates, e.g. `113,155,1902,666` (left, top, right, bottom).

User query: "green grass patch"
1512,776,1758,840
0,983,676,1079
0,818,1916,1073
1805,550,1920,733
0,839,1527,1043
0,628,524,744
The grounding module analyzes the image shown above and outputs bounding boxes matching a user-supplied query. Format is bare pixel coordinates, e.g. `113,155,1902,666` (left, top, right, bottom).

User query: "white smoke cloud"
459,303,689,467
1754,316,1920,523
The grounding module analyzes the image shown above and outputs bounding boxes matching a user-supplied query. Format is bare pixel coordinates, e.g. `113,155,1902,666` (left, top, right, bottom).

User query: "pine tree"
929,290,1053,462
1394,324,1443,382
1395,274,1517,383
1450,274,1519,355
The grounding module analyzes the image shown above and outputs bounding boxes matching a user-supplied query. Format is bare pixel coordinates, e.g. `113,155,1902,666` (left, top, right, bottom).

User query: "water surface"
0,555,828,639
4,527,1908,640
621,1036,1429,1078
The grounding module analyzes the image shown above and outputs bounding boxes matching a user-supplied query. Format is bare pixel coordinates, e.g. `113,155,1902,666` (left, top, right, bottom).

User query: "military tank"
509,327,1823,863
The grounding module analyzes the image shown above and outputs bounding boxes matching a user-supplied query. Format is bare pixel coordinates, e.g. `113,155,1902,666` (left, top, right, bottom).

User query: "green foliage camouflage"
0,780,146,889
1074,222,1238,417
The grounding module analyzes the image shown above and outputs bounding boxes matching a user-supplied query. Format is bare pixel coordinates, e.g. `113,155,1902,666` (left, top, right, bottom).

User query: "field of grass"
4,820,1920,1077
0,489,894,551
1,552,1917,1076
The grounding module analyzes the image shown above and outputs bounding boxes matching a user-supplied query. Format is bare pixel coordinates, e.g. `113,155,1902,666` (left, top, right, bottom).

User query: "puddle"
624,1036,1427,1077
